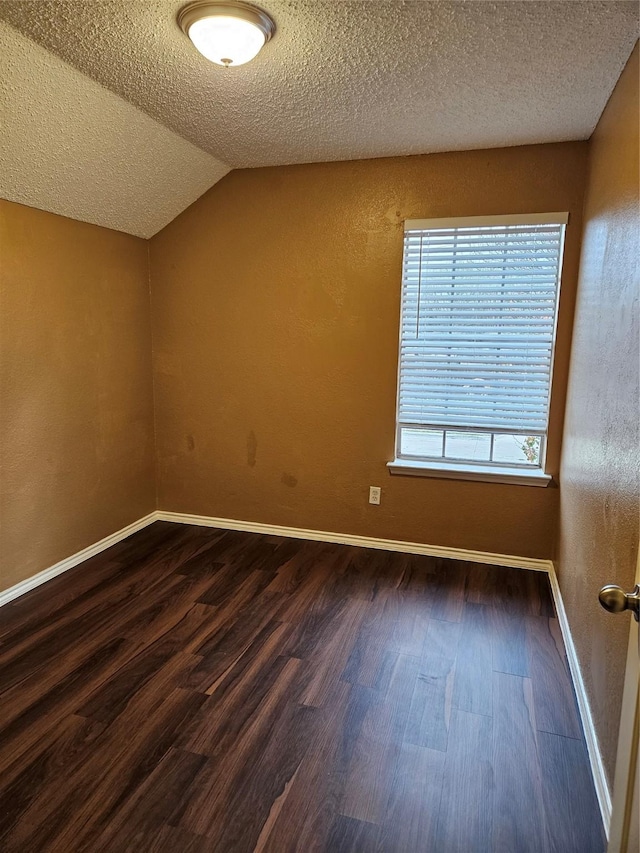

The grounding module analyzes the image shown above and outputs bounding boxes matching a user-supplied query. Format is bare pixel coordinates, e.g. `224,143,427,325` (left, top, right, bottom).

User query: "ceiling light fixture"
178,1,275,67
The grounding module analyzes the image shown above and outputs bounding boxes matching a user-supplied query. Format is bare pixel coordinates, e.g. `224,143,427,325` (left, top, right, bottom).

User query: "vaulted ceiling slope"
1,2,638,238
0,22,230,238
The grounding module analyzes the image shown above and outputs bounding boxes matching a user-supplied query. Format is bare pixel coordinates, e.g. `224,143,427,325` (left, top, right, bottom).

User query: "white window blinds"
398,213,567,439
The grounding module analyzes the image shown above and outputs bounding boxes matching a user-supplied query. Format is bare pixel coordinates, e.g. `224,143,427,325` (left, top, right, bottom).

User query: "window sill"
387,459,552,487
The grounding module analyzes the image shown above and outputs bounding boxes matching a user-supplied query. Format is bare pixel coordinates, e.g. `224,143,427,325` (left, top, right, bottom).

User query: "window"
389,213,567,485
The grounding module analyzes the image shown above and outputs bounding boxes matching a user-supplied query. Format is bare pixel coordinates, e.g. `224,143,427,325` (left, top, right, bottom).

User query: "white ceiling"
0,1,638,237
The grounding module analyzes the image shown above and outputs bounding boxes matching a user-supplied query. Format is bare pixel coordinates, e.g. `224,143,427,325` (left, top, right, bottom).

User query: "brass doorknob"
598,584,640,621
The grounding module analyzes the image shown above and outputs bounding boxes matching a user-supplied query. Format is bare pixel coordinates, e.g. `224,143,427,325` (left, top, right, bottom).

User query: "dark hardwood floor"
0,522,605,852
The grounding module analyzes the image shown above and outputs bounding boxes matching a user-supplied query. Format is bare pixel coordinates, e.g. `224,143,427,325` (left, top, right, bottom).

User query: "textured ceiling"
0,2,637,238
1,0,638,171
0,21,230,238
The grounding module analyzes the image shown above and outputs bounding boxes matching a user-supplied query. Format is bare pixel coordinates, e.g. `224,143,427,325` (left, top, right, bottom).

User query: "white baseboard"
0,512,158,608
155,510,552,572
547,562,612,836
0,506,609,836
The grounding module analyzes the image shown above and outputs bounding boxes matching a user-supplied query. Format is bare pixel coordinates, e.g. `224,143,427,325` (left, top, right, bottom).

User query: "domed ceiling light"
178,1,276,67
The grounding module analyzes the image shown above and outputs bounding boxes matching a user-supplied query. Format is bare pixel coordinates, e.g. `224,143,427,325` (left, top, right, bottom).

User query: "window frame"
388,212,568,486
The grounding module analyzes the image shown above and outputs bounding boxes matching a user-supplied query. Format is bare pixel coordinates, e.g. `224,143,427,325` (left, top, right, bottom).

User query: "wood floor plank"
0,567,214,739
254,537,307,575
143,524,228,575
179,629,298,756
265,540,334,596
0,569,174,686
3,687,207,852
464,561,498,606
340,600,392,689
76,643,200,726
0,557,125,645
376,742,445,853
300,596,370,707
422,615,462,660
492,671,549,853
0,636,129,779
491,606,529,676
452,601,493,716
538,730,606,853
340,587,429,688
256,680,365,853
128,824,211,853
0,533,195,687
491,565,555,619
100,521,188,563
0,525,605,852
397,553,438,594
207,529,279,570
200,623,292,701
434,708,493,852
527,615,583,739
195,562,269,608
404,651,455,752
388,589,432,656
177,658,308,840
491,564,532,616
198,701,316,850
91,748,207,852
325,814,380,852
429,559,468,622
340,654,419,823
280,555,357,659
340,547,409,601
195,585,284,659
112,568,222,648
526,570,556,618
0,714,106,844
399,617,461,754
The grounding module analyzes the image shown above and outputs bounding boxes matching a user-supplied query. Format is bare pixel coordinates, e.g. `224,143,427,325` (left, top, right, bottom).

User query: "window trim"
405,212,569,230
387,458,552,487
390,211,568,484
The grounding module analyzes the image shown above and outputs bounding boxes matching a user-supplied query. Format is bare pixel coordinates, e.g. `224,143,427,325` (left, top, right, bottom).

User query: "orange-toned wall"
556,44,639,785
150,142,588,558
0,201,156,593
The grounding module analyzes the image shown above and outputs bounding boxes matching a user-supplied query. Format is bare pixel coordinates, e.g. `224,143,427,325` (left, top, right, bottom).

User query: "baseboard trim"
0,506,609,836
0,512,158,608
155,510,552,572
547,562,612,836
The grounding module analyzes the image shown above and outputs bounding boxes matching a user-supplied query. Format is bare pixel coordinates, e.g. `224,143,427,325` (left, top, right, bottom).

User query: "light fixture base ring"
178,0,276,43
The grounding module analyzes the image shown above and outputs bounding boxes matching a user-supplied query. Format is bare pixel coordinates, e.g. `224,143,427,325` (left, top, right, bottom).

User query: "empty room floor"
0,522,605,852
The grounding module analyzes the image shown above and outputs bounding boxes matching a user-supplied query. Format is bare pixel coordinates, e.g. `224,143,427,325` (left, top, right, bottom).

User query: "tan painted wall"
150,142,588,558
0,200,156,592
557,43,640,786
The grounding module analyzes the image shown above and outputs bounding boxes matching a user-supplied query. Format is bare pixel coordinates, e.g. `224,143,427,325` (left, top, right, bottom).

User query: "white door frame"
607,549,640,852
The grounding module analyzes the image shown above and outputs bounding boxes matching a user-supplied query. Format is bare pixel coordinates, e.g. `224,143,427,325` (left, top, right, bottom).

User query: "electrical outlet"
369,486,381,505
